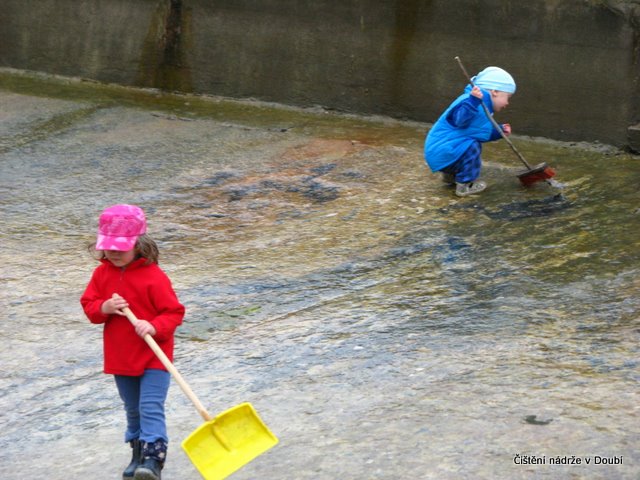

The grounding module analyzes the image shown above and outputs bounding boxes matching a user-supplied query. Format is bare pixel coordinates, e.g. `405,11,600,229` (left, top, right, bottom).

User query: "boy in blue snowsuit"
424,66,516,197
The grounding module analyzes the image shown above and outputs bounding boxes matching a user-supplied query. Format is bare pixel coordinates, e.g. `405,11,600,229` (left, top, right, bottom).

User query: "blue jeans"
440,141,482,183
114,369,170,444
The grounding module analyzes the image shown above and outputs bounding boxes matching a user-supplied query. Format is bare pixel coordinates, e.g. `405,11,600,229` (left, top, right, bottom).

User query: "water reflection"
0,70,639,479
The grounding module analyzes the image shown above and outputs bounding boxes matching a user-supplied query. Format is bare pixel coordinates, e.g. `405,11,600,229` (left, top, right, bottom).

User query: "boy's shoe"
123,439,142,479
455,181,486,197
441,172,456,186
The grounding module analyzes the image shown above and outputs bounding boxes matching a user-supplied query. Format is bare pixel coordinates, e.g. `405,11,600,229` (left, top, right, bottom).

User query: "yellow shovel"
122,308,278,480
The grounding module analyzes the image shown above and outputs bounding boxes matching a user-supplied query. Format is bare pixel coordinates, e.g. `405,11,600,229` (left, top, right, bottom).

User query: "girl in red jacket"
81,204,184,480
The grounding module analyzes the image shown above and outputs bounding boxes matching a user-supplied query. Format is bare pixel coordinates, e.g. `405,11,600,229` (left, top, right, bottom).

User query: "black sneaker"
441,172,456,186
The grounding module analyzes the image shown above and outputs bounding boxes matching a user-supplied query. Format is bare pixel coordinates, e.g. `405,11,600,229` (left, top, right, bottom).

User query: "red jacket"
80,258,185,376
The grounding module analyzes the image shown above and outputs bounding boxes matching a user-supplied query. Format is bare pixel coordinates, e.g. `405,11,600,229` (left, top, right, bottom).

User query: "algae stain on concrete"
0,105,103,154
137,0,193,92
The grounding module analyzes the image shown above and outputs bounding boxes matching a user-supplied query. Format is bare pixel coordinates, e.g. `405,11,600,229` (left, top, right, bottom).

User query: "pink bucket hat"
96,204,147,251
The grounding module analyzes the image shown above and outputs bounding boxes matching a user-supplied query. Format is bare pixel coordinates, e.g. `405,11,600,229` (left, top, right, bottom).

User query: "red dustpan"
455,56,557,186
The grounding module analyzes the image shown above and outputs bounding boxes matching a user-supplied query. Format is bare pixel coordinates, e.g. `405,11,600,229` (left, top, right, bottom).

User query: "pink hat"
96,204,147,251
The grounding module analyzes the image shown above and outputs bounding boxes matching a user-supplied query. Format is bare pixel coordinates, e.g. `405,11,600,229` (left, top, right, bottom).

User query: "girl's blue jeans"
114,369,170,444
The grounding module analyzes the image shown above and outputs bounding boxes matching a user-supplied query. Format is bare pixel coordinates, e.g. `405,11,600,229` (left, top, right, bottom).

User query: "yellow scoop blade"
182,402,278,480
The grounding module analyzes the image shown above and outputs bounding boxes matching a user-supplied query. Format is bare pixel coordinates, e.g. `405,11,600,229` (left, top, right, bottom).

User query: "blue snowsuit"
424,86,503,183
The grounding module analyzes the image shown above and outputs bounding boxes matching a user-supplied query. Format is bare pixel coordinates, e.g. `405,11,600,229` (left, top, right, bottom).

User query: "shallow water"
0,70,639,479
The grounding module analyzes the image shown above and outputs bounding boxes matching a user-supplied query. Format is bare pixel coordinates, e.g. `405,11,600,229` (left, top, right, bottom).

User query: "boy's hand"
133,319,157,338
101,293,129,315
470,86,483,99
502,123,512,136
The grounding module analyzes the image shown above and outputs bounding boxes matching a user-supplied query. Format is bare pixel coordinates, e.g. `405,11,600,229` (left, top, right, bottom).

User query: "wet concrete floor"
0,70,639,479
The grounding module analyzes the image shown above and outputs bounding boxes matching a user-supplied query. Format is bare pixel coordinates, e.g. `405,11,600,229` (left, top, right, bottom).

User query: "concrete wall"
1,0,639,150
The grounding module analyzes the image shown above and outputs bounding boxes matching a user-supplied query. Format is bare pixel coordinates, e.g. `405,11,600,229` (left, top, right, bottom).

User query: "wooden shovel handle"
454,56,533,170
121,307,213,422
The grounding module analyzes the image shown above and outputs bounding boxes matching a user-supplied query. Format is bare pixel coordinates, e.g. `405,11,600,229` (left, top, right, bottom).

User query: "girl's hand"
470,86,483,99
101,293,129,315
502,123,512,136
133,319,157,338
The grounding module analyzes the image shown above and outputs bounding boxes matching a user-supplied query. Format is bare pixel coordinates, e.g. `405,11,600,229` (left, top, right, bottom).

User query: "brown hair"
88,234,160,265
135,234,159,264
